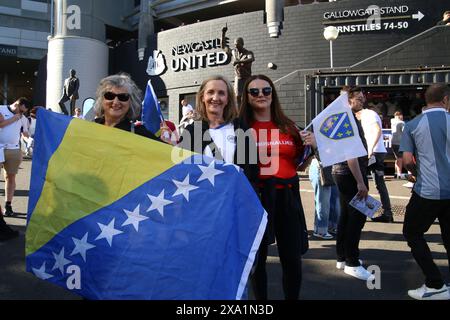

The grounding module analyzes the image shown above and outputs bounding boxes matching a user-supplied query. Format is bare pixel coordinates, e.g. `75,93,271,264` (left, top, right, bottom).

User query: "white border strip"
236,210,268,300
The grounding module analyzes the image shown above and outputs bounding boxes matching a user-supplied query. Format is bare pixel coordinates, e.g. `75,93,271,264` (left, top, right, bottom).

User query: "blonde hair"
195,75,237,124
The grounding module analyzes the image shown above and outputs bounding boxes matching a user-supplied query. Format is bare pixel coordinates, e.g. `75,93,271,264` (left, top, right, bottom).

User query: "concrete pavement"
0,159,448,300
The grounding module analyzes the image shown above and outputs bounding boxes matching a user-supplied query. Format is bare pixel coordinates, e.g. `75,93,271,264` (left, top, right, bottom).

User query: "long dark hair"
239,74,300,145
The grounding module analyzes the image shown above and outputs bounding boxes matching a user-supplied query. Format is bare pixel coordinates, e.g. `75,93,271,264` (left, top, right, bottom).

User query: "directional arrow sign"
412,11,424,21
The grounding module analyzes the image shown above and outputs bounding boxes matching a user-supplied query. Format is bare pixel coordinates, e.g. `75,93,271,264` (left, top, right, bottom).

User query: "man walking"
401,84,450,300
0,97,31,218
357,104,393,222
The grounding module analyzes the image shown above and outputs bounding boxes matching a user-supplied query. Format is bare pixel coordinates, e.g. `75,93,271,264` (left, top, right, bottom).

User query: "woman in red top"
239,74,311,300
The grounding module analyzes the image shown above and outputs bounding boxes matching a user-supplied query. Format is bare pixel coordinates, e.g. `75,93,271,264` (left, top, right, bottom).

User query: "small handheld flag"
141,80,165,137
309,93,367,167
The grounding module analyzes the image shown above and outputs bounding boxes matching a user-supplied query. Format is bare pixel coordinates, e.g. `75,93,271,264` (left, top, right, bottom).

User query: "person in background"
0,97,32,217
0,204,18,241
332,86,374,281
390,111,405,179
358,100,394,223
180,99,194,118
73,107,84,119
401,83,450,300
436,11,450,26
163,120,180,144
308,156,340,239
240,74,310,300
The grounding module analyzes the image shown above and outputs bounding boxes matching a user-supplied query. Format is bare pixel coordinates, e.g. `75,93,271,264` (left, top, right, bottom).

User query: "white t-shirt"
182,104,194,117
360,109,387,153
204,123,236,164
390,117,405,145
0,105,29,149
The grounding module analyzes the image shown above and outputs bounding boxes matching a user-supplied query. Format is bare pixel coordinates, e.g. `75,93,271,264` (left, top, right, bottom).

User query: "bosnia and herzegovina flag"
310,93,367,167
141,80,165,137
26,109,267,300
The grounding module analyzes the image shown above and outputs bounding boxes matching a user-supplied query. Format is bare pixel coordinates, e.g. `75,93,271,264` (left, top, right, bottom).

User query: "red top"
252,120,304,181
165,120,176,132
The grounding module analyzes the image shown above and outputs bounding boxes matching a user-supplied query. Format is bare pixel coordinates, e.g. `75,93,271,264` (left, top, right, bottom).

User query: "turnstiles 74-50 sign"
323,5,425,34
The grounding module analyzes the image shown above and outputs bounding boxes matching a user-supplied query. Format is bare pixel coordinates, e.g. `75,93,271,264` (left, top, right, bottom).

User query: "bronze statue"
222,26,255,106
59,69,80,116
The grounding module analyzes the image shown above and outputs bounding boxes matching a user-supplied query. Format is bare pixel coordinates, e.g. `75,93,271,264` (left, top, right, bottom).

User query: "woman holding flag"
93,74,159,140
239,74,311,300
177,75,259,185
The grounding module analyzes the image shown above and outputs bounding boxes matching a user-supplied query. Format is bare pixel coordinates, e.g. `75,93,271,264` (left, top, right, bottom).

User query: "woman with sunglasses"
239,74,311,300
178,75,258,184
93,74,158,140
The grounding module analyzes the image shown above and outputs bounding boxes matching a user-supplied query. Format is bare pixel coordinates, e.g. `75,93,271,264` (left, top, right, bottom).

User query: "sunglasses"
248,87,272,97
103,92,130,102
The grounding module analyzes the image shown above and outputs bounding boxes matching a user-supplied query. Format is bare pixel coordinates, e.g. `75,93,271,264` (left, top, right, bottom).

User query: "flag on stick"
142,80,165,137
310,93,367,167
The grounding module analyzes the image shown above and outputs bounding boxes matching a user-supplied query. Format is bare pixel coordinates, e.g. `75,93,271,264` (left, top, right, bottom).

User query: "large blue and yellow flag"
26,109,267,300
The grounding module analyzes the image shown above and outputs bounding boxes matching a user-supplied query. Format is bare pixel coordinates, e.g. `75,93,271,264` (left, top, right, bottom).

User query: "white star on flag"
32,262,54,280
51,247,71,275
71,232,96,262
172,175,199,201
122,204,149,232
147,190,173,217
197,161,224,186
95,218,124,247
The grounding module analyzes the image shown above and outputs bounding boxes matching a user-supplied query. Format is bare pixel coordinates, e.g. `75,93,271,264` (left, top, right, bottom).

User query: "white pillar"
46,36,108,112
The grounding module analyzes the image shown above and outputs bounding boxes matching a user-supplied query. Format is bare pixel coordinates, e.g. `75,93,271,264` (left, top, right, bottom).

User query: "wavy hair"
195,75,238,124
94,73,142,121
239,74,300,144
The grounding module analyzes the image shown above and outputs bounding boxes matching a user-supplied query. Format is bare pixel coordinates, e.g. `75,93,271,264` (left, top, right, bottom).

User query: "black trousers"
403,192,450,289
251,187,304,300
333,174,368,266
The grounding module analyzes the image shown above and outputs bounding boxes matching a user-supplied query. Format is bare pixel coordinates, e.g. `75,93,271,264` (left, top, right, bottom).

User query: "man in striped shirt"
400,84,450,300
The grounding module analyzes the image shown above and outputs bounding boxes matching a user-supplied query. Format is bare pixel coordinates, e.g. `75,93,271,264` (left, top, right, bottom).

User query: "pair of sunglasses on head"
248,87,272,97
103,92,130,102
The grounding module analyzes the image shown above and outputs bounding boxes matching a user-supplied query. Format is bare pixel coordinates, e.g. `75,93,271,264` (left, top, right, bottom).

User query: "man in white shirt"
357,106,393,223
0,97,31,220
181,99,194,118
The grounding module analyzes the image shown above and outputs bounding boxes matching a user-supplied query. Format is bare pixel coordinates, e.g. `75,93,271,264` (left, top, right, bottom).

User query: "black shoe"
371,215,394,223
4,204,14,217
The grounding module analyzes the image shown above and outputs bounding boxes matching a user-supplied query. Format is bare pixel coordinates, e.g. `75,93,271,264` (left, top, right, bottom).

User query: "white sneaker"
403,182,414,188
336,259,363,270
344,265,375,281
408,284,450,300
